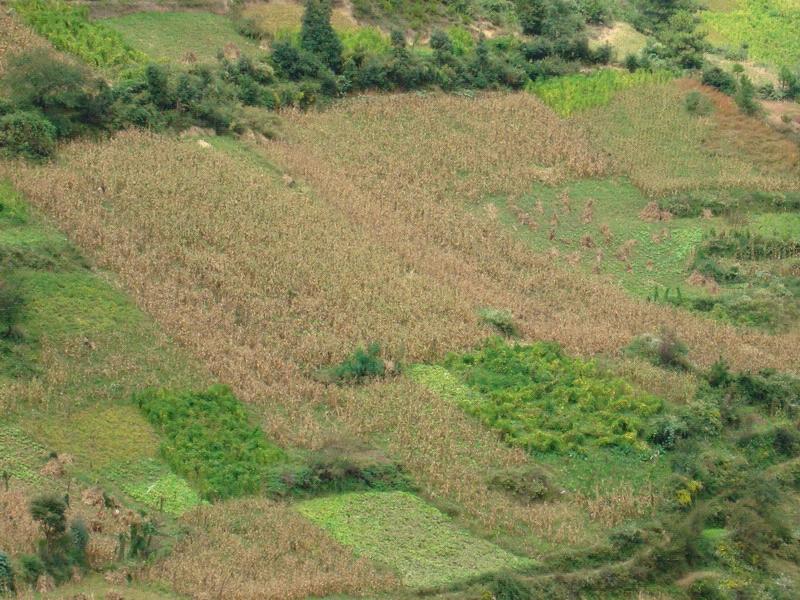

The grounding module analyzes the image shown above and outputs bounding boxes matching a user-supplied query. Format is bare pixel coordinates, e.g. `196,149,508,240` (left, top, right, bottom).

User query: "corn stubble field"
2,5,800,600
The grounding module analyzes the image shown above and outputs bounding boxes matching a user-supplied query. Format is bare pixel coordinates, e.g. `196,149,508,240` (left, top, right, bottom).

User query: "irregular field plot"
147,497,396,599
491,177,704,296
297,490,533,588
526,69,672,116
103,11,262,63
574,80,800,196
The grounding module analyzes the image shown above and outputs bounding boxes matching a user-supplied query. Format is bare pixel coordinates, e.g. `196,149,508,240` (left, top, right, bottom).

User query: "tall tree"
300,0,343,73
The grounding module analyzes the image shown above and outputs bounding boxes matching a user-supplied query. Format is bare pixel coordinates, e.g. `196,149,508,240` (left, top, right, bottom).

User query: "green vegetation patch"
103,12,262,64
703,0,800,68
31,405,160,471
435,340,662,453
526,69,673,116
12,0,146,70
297,490,532,588
135,385,285,500
0,423,48,485
105,458,202,516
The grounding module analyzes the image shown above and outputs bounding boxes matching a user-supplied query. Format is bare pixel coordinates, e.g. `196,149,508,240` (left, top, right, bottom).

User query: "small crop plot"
415,340,662,454
12,0,145,69
526,69,672,116
104,458,202,516
297,490,533,588
32,404,160,471
0,424,48,487
103,12,262,64
241,1,357,39
136,385,286,500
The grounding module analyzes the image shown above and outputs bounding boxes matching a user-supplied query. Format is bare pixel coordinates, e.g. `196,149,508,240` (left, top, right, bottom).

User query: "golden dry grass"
145,497,396,599
574,79,800,196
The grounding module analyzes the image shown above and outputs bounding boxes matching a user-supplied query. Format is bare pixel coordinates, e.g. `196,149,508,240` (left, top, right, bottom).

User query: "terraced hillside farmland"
2,0,800,598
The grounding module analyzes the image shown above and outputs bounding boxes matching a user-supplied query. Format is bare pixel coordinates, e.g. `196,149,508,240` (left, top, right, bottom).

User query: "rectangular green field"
297,490,533,588
103,11,262,64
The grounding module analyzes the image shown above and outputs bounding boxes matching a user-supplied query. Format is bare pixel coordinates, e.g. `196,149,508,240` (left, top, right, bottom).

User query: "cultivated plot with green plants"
297,490,534,589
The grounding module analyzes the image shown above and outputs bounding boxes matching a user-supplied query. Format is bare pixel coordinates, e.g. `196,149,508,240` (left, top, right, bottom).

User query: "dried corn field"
5,90,800,570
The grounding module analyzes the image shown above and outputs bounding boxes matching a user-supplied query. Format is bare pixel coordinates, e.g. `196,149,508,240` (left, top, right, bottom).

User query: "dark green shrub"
688,576,724,600
2,49,102,138
300,0,343,73
0,551,13,594
488,465,553,502
735,74,760,115
69,518,89,567
136,385,286,500
18,554,44,586
145,64,173,109
30,495,67,546
485,572,533,600
319,342,386,384
0,278,24,338
648,414,690,449
0,111,56,158
684,90,712,116
271,40,323,81
701,66,736,95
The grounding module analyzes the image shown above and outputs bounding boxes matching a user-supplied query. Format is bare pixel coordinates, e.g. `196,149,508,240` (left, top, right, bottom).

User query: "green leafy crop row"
13,0,146,69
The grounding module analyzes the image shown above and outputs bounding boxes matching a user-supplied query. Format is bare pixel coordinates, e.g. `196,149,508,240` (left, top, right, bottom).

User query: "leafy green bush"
29,494,88,583
0,111,57,158
0,551,14,594
443,340,662,453
18,554,44,586
701,66,737,95
136,385,286,500
317,342,386,384
734,74,760,115
13,0,146,69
